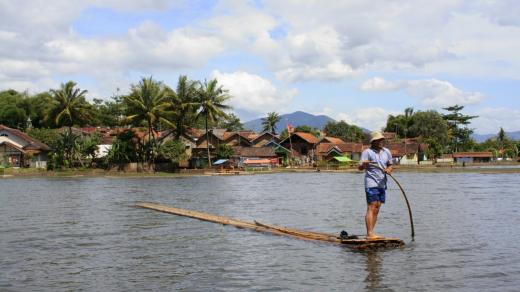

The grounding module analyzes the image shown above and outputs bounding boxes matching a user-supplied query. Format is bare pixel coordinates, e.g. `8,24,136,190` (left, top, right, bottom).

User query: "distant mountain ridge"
243,111,335,133
472,131,520,142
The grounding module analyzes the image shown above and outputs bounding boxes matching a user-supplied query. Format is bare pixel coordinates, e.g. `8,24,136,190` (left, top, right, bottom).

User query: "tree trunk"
149,123,155,173
206,113,211,167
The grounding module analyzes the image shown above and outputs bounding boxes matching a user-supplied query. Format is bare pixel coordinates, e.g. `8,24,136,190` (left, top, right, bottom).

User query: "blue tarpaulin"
213,159,229,165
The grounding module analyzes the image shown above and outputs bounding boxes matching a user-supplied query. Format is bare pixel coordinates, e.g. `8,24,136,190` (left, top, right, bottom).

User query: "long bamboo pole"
135,202,404,248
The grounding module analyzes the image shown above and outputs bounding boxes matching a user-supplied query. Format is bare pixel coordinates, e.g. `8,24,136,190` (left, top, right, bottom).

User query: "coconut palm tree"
261,112,281,134
195,79,231,167
123,77,176,169
172,75,199,139
46,81,92,166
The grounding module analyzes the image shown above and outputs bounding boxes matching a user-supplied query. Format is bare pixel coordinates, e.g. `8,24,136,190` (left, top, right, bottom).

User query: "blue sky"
1,0,520,134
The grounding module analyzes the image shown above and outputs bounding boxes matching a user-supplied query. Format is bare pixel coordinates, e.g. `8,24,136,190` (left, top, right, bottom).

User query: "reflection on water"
364,251,383,291
1,172,520,290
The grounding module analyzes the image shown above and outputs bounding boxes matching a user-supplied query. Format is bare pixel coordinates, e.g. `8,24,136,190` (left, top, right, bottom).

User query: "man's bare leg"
365,201,381,238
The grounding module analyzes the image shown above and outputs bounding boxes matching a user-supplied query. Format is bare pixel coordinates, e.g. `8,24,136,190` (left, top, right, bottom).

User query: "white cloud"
360,77,484,107
211,70,297,115
406,79,484,107
472,107,520,134
360,77,401,91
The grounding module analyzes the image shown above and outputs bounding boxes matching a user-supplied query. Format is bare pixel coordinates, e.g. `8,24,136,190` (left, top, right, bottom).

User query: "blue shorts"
366,188,386,204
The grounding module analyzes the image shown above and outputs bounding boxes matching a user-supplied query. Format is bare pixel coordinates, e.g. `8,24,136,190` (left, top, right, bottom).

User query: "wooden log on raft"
135,202,405,249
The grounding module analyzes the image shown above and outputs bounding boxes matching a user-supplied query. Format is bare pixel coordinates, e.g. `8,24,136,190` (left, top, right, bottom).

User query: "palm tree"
261,112,281,134
172,75,199,139
123,77,176,169
46,81,92,166
195,79,231,167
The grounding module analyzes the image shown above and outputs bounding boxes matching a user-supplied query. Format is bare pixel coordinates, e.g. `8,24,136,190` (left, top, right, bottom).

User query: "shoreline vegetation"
2,163,520,178
1,80,518,172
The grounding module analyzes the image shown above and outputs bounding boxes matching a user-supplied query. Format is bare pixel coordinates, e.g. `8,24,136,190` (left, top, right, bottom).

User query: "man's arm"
384,148,393,174
358,150,369,170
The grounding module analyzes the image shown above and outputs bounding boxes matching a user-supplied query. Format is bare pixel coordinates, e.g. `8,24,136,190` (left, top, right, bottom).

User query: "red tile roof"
322,136,345,144
293,132,320,144
0,125,50,151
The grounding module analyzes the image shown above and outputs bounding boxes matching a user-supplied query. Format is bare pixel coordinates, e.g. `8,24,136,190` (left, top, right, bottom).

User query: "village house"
222,131,255,147
0,125,50,168
250,132,280,147
279,132,321,165
314,135,364,162
231,146,279,168
452,152,494,164
386,142,427,165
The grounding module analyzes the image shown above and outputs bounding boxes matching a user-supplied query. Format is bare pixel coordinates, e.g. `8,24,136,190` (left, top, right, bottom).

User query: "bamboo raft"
136,202,405,249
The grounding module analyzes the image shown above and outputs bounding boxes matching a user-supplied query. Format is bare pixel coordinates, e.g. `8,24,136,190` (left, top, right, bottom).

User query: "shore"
2,163,520,178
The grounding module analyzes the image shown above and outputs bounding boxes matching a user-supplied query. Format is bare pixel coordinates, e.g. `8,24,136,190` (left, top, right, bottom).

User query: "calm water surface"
1,172,519,291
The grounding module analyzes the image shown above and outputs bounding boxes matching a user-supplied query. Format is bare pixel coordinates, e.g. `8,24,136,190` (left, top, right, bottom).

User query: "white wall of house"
400,154,418,165
30,152,48,168
95,144,112,158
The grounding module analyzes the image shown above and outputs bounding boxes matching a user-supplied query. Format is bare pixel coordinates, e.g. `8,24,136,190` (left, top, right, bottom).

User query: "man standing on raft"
358,131,393,239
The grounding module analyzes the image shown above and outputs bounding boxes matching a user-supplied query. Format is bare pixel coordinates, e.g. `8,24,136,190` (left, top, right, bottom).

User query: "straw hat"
370,131,385,143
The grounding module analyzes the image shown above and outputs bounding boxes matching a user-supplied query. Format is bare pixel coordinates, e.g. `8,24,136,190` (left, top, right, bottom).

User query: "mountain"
472,131,520,143
243,111,336,133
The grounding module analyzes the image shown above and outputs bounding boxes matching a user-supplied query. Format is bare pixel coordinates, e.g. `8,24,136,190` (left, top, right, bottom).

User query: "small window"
0,134,8,137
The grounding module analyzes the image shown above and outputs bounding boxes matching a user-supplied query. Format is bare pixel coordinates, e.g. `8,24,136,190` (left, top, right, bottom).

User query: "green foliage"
172,75,199,138
216,144,234,159
385,107,415,138
123,77,176,166
45,81,93,128
408,110,449,144
105,130,139,169
442,105,478,152
0,90,30,129
26,128,61,149
477,128,517,159
323,120,365,142
78,134,101,164
261,112,281,134
92,95,125,127
196,79,231,167
27,92,54,128
218,113,244,131
295,125,321,137
160,140,188,163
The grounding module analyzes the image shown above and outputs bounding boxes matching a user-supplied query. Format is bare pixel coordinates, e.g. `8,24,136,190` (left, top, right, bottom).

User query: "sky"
1,0,520,134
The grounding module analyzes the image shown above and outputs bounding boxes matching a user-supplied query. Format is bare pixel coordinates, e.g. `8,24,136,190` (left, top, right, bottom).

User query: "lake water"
1,172,519,291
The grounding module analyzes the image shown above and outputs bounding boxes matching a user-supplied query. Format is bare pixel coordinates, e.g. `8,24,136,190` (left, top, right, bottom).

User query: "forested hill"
243,111,335,132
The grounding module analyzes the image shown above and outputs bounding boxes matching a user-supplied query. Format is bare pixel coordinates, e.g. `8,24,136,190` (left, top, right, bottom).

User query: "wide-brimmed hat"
370,131,385,143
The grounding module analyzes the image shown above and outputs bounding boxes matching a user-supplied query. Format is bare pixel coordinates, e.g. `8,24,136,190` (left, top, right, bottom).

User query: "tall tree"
442,105,478,152
195,79,231,167
0,90,30,129
384,107,414,139
217,113,244,131
172,75,199,139
261,112,281,134
323,120,365,142
45,81,93,165
123,77,176,169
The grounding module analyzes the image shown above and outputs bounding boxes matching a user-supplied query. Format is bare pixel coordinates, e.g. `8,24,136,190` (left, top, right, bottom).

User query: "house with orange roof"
0,125,50,168
280,132,321,165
